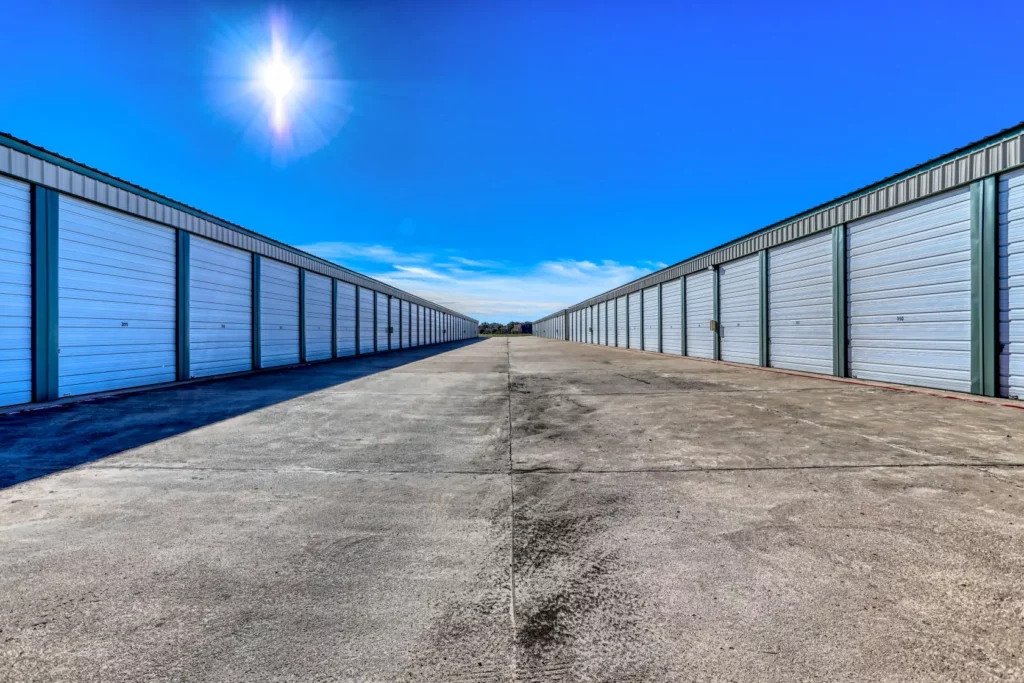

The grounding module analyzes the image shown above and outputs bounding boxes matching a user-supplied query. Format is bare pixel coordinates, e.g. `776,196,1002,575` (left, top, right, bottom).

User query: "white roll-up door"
661,279,682,355
719,254,760,365
336,282,357,357
303,272,332,362
848,187,972,392
1000,169,1024,399
403,300,411,348
627,293,641,349
642,286,659,351
603,302,610,345
427,309,433,344
0,177,32,407
597,304,604,345
417,306,424,345
686,271,714,359
259,259,300,369
389,297,400,350
58,196,176,396
375,293,388,351
616,297,626,347
769,232,833,374
189,236,252,378
358,287,374,353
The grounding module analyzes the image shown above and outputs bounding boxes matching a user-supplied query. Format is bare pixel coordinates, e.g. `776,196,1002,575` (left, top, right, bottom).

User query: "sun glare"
257,38,303,134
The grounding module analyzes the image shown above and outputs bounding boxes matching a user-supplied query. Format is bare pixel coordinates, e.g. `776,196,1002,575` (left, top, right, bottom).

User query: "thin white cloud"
297,241,430,264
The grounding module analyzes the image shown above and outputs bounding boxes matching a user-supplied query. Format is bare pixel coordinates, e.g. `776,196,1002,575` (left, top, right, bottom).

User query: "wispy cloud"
297,241,430,264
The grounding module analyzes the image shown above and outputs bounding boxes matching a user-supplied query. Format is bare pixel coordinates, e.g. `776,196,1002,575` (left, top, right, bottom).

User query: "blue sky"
3,1,1024,322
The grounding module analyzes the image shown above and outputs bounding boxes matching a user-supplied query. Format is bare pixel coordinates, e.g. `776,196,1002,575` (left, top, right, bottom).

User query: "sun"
257,39,303,133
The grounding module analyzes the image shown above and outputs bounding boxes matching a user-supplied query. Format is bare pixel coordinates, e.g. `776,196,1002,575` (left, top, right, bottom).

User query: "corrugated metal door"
376,293,389,351
417,305,424,345
661,279,682,355
616,297,627,347
768,232,833,374
427,309,433,344
336,282,357,357
719,254,760,365
389,297,400,350
642,286,659,351
0,176,32,407
603,302,610,345
597,304,604,345
685,271,714,359
848,187,972,392
627,292,642,349
259,259,300,368
304,272,332,361
1000,169,1024,399
358,287,374,353
189,236,252,378
403,300,411,348
58,196,176,396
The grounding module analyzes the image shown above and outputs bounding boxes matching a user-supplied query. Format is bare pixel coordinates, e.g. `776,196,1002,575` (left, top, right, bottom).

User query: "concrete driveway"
1,337,1022,681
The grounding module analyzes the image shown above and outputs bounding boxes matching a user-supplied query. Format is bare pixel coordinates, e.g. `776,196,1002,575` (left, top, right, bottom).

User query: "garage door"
627,292,641,348
848,187,972,392
189,236,252,379
616,297,627,347
259,259,300,369
0,176,32,407
661,279,682,355
58,196,176,396
403,300,411,348
1000,168,1024,399
769,232,833,374
719,254,760,365
337,282,357,357
417,305,424,345
597,303,604,345
686,270,714,359
304,271,332,362
375,293,388,351
642,286,659,352
389,296,400,350
605,301,612,345
358,286,374,353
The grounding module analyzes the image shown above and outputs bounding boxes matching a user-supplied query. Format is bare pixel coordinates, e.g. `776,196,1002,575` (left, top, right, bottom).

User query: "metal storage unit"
768,232,833,374
1000,168,1024,399
661,279,683,355
642,285,659,351
189,235,252,378
417,305,424,345
718,254,760,365
336,281,357,357
358,287,374,353
259,258,300,369
627,292,642,349
848,187,972,392
427,309,433,344
403,300,411,348
0,176,32,407
389,296,400,350
616,297,626,347
685,270,715,359
375,293,389,351
58,196,177,396
597,304,604,345
303,271,333,362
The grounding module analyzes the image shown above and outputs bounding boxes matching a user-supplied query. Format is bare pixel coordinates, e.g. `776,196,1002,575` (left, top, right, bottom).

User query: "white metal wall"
616,297,626,347
848,187,972,392
304,272,333,362
337,281,357,357
403,300,411,348
685,270,714,359
358,287,374,353
1000,168,1024,399
768,232,833,374
661,279,682,355
259,258,300,369
642,286,659,351
189,236,252,378
719,254,760,365
597,304,604,345
390,296,400,350
58,196,177,396
375,293,389,351
627,293,641,348
0,176,32,407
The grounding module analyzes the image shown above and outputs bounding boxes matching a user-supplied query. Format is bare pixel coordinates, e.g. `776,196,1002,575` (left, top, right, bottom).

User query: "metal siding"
848,187,972,392
417,305,424,345
768,232,833,374
259,258,300,368
403,300,411,347
642,285,659,351
389,296,400,350
627,293,642,348
604,301,611,345
597,303,604,345
358,287,374,353
336,281,357,357
661,279,683,355
303,271,332,361
685,271,715,359
0,176,32,406
188,236,252,378
375,294,388,351
719,254,761,365
1000,168,1024,399
616,297,627,347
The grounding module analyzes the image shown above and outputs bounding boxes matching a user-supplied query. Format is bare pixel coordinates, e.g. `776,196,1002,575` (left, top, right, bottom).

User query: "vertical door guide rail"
832,225,848,378
680,277,687,357
712,266,721,361
331,280,338,359
176,231,191,381
658,283,663,353
31,185,59,402
971,176,1000,396
759,250,769,367
298,269,306,364
252,254,262,370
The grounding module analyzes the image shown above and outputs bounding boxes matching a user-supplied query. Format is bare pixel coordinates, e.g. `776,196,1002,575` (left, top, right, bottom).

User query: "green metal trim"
252,254,262,370
31,185,59,402
639,294,645,350
354,286,361,355
398,297,403,349
331,280,338,359
176,231,191,381
758,250,769,367
680,277,687,357
657,284,663,353
971,177,999,396
298,270,307,363
387,295,393,351
712,267,721,361
832,224,848,378
373,292,378,353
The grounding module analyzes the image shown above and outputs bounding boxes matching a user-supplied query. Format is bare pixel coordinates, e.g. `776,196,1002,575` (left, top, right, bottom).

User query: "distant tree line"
478,321,533,335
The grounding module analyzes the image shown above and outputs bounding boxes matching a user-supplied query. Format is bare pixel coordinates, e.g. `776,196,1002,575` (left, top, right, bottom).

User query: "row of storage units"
0,166,476,410
534,131,1024,401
